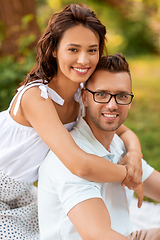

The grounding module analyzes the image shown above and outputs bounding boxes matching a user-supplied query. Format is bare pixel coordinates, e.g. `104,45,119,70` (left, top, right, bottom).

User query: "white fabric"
130,197,160,231
38,117,154,240
0,80,83,182
0,171,39,240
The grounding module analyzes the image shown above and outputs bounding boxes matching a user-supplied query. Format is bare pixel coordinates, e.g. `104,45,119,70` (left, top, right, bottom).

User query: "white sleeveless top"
0,81,84,183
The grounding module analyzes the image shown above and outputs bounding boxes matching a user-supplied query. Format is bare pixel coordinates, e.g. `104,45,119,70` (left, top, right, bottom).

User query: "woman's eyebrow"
66,43,99,48
67,43,81,47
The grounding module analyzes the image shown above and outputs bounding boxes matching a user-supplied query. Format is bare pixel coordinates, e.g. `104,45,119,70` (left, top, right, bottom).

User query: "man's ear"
128,103,132,109
82,89,88,107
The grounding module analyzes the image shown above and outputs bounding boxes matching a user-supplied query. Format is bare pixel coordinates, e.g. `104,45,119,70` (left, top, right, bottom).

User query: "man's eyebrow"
94,89,130,94
67,43,99,48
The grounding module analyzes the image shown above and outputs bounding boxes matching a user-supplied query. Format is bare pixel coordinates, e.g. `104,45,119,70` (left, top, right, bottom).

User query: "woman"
0,4,142,239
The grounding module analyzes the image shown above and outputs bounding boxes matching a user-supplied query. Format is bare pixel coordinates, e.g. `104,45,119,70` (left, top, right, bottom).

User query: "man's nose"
77,52,89,65
105,96,118,110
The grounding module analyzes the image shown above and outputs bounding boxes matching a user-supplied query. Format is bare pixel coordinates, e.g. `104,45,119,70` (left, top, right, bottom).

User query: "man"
38,53,160,240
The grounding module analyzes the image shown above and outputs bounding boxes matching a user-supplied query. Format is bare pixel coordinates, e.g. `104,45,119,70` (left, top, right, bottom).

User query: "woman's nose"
77,52,89,65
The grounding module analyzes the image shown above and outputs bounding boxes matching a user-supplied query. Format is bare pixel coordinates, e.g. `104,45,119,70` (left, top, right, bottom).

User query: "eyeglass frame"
84,88,134,105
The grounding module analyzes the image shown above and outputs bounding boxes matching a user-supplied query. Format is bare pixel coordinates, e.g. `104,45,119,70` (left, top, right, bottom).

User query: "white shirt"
0,81,83,182
38,117,154,239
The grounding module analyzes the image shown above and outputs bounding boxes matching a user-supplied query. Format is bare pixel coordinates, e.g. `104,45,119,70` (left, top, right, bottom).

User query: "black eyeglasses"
85,88,134,105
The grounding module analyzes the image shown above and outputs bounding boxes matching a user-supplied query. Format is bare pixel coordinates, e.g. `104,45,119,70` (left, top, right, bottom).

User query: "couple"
38,53,160,240
0,3,158,239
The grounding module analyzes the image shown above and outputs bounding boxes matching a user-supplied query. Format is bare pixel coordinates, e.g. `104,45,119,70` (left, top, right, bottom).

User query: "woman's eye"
68,48,78,52
88,48,98,53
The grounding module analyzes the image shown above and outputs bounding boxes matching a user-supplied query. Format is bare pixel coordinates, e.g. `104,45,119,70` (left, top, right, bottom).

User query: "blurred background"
0,0,160,197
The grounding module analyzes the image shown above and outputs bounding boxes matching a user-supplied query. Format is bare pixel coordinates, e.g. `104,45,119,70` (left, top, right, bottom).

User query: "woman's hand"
116,124,143,189
120,149,143,189
133,182,144,208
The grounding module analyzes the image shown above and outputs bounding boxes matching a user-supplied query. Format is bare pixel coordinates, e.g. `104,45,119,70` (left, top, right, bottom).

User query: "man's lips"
103,114,117,118
102,113,118,121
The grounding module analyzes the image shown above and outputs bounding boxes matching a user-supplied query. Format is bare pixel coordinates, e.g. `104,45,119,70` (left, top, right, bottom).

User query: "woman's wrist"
122,165,128,184
117,165,127,183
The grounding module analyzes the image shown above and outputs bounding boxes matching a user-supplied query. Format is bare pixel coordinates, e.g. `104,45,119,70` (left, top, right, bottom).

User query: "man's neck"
84,117,115,152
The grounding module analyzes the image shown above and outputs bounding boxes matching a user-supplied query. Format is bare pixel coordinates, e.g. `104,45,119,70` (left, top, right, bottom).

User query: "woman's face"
54,24,100,84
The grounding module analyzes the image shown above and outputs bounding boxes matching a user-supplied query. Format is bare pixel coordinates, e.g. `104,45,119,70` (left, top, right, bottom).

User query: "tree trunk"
0,0,41,58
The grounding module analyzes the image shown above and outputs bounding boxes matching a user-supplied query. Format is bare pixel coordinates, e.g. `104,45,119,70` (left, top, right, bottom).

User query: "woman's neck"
48,75,80,124
48,75,80,104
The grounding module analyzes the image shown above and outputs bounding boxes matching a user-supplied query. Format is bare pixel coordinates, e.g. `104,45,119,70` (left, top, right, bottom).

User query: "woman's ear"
52,50,57,58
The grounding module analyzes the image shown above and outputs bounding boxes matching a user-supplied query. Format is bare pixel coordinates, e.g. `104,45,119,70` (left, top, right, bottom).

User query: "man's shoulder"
111,134,126,153
70,127,96,154
111,133,125,149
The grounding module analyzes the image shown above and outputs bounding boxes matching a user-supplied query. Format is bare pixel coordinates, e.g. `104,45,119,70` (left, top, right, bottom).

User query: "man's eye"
97,92,107,98
118,94,128,99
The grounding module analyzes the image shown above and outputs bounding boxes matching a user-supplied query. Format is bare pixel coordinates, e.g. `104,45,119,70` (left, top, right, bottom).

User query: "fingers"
137,188,144,208
121,166,141,188
120,151,143,188
133,183,144,208
137,196,143,208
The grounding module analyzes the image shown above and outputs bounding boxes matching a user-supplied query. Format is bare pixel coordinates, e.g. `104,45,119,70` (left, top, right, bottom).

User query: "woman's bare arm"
116,125,143,188
21,87,126,183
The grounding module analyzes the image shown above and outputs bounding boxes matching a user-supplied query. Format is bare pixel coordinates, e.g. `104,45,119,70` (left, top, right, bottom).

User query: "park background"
0,0,160,201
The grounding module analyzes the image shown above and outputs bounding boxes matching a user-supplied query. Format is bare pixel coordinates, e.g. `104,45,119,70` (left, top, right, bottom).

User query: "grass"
125,55,160,171
124,55,160,202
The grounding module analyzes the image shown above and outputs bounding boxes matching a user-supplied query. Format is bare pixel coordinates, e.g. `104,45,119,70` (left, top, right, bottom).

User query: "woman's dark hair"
84,53,131,88
19,3,107,87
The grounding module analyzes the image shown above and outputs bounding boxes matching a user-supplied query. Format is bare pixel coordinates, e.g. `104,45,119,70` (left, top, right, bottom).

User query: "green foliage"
125,55,160,170
35,0,160,55
0,53,35,111
0,13,37,111
123,55,160,203
17,34,37,54
21,14,34,29
119,9,159,55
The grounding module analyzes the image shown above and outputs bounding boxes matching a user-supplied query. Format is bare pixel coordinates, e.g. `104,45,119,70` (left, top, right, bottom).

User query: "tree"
93,0,160,55
0,0,41,58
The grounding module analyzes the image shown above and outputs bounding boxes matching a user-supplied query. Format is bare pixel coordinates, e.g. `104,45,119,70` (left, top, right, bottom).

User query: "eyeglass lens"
94,92,132,104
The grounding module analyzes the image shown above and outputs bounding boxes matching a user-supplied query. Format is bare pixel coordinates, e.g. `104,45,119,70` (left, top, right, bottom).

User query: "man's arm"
68,198,128,240
143,170,160,202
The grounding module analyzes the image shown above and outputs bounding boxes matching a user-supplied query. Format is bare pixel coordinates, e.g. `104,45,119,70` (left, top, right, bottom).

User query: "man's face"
82,70,132,136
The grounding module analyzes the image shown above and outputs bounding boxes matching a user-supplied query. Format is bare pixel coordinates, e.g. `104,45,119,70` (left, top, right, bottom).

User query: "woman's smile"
55,24,99,83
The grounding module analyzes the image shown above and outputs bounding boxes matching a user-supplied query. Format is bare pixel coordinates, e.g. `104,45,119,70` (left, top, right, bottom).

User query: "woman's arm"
116,125,143,188
21,87,126,183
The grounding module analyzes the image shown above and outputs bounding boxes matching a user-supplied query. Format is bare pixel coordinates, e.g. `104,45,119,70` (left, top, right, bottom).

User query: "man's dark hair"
84,53,131,88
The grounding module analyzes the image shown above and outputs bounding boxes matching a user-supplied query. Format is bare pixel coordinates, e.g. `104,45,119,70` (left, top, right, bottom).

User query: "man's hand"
120,149,143,189
133,182,144,208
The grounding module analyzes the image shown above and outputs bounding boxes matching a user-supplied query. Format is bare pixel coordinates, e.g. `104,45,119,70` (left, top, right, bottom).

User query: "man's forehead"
87,70,131,90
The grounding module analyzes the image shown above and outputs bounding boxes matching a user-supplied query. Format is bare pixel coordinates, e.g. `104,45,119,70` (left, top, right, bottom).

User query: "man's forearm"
143,170,160,202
